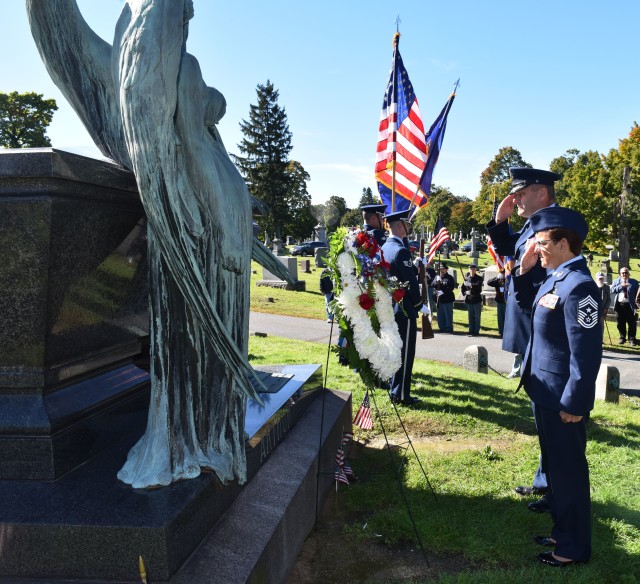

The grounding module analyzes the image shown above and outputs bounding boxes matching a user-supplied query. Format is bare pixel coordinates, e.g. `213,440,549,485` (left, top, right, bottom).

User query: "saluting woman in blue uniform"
515,207,602,568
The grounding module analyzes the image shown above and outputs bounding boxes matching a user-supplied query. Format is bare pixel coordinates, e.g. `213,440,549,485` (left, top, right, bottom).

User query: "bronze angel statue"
27,0,290,488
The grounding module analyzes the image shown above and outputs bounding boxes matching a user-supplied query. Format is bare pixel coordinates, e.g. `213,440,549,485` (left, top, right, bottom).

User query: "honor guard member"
361,203,388,246
382,209,430,405
515,206,602,567
486,167,560,505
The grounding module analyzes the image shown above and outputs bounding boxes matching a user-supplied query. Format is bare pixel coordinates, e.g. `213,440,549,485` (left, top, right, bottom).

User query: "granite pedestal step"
0,364,351,583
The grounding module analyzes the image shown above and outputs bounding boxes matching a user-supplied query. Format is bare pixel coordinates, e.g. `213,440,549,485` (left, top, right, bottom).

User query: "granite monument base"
0,365,351,583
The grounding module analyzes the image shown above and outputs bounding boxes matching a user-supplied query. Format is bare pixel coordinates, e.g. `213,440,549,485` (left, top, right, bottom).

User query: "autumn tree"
0,91,57,148
604,123,640,254
550,149,612,251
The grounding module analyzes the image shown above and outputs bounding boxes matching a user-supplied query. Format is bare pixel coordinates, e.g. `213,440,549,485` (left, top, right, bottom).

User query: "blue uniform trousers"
535,404,591,562
466,303,481,335
496,302,506,336
390,315,417,402
437,301,454,333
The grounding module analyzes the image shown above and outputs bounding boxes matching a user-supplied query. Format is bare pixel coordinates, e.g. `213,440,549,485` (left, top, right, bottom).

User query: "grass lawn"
250,336,640,583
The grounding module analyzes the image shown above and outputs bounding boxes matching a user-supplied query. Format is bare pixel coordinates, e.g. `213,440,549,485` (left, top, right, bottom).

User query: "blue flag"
416,90,457,214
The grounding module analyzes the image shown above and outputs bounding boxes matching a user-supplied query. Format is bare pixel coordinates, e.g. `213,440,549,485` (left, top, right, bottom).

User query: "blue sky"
2,1,639,208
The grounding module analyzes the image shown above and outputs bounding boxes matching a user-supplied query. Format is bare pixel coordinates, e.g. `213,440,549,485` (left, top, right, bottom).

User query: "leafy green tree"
234,80,293,240
449,200,479,236
323,195,349,232
473,146,532,228
411,185,458,234
0,91,57,148
281,161,316,241
340,208,362,228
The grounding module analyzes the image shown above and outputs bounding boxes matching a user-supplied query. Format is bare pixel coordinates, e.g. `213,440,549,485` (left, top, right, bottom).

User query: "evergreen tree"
0,91,57,148
358,187,376,207
234,80,294,240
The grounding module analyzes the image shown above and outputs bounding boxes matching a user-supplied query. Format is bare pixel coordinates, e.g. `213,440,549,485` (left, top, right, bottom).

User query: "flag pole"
407,79,459,217
390,31,400,212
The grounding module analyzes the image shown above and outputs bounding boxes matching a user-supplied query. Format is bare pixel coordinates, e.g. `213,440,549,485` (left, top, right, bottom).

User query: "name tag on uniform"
539,293,559,309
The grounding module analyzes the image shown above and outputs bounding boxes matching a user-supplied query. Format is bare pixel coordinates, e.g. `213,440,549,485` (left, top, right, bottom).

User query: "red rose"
392,289,405,302
356,232,369,247
358,293,375,310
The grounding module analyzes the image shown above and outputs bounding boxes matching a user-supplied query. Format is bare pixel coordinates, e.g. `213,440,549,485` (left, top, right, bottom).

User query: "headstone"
314,224,327,243
595,364,619,403
301,259,311,273
463,345,488,374
315,246,329,267
286,235,296,246
273,238,286,256
609,250,619,262
259,256,305,290
252,221,260,238
264,232,272,247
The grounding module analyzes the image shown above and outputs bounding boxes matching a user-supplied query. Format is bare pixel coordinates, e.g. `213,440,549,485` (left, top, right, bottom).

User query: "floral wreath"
327,227,405,387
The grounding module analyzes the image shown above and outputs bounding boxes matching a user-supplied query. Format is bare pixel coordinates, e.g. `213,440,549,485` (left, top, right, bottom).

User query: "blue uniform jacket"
516,258,602,416
381,236,423,319
486,218,547,354
364,224,387,247
611,277,639,312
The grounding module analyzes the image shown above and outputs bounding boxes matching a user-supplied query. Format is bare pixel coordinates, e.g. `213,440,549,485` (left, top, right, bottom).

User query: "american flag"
343,461,357,480
335,447,345,467
487,199,505,269
341,432,353,446
353,391,373,430
427,217,451,265
375,33,428,211
335,466,350,486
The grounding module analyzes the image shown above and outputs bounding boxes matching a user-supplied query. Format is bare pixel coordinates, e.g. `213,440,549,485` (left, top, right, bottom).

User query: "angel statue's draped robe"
27,0,264,488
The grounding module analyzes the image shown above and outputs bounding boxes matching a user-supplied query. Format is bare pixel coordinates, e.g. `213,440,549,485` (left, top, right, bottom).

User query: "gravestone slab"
463,345,488,374
595,364,619,403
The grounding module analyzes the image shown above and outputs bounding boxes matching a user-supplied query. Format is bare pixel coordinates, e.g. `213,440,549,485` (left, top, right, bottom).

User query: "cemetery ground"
249,335,640,584
249,253,640,583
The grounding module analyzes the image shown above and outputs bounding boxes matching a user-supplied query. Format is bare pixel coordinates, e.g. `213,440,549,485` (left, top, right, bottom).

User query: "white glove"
420,304,431,315
413,256,427,268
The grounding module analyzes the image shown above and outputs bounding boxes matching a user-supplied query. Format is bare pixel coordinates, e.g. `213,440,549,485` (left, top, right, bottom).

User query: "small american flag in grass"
353,391,373,430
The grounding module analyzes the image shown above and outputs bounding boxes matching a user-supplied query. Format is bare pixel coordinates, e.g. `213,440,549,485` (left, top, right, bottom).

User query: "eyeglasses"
535,239,554,248
621,272,629,275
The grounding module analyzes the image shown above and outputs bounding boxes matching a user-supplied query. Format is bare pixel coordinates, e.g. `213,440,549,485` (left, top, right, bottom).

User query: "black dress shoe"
515,486,547,496
537,551,585,567
391,395,421,406
534,535,556,547
528,498,551,513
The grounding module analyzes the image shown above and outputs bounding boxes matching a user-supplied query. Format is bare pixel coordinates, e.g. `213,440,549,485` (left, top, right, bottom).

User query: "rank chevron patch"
577,295,599,329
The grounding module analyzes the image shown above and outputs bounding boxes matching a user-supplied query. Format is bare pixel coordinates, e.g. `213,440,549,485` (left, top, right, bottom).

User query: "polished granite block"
0,148,149,479
0,149,148,385
0,365,325,583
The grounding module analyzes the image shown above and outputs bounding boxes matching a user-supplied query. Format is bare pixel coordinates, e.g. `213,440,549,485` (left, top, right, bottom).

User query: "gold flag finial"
139,555,148,584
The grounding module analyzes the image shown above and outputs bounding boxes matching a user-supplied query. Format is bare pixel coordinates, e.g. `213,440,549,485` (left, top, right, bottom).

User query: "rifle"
419,239,435,339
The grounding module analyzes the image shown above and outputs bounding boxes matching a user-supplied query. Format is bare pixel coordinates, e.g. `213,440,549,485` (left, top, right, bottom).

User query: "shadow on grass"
410,370,536,434
409,371,640,450
334,443,640,583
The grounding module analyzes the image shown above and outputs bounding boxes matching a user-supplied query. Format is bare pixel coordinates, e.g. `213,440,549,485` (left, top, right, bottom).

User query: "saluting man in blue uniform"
361,203,388,247
382,209,430,405
515,206,602,568
486,167,560,508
